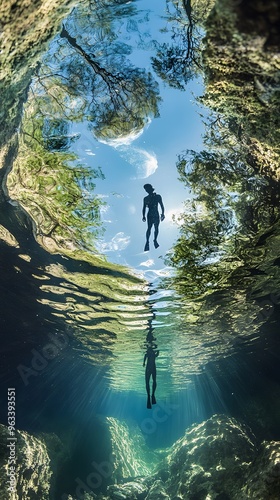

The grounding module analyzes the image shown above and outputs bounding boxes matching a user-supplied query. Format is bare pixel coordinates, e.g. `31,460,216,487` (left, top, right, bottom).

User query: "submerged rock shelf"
101,415,280,500
2,415,278,499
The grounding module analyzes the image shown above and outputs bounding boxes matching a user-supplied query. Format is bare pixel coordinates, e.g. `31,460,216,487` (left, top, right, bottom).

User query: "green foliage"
167,0,280,315
152,43,195,90
167,113,280,301
201,0,280,178
34,0,161,142
151,0,203,90
5,0,164,250
7,101,105,251
42,118,78,151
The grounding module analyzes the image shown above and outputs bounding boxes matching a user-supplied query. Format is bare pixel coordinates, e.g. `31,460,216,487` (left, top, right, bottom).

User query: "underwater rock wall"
1,403,277,499
2,414,279,499
244,440,280,499
107,417,156,482
101,415,280,500
0,423,64,499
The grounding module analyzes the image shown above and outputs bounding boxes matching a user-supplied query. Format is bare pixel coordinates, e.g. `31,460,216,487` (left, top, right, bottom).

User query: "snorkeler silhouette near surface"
142,184,165,251
143,346,159,409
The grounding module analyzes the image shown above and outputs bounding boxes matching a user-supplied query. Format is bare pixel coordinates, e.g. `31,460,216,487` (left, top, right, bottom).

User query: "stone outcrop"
3,415,279,499
107,417,157,483
242,440,280,499
0,423,64,499
235,0,279,52
164,414,256,499
97,414,280,500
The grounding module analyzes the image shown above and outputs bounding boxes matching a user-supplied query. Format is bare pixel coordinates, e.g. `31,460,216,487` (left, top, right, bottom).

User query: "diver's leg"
146,371,152,409
145,220,152,251
153,221,159,248
151,370,157,404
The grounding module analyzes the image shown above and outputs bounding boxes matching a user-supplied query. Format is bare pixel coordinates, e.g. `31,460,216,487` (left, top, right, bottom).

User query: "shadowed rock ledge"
1,414,279,498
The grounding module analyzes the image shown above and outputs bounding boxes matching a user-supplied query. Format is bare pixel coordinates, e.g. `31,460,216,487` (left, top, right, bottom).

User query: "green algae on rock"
164,0,280,376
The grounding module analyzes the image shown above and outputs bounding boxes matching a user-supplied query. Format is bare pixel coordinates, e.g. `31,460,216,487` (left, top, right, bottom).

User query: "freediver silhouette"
142,184,165,252
143,346,159,409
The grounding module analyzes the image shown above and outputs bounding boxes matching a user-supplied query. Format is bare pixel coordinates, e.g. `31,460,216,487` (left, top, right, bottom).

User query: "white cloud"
98,119,151,147
96,232,131,253
95,119,157,178
142,267,174,281
99,204,110,214
117,145,158,178
135,148,158,178
97,194,109,199
139,259,155,267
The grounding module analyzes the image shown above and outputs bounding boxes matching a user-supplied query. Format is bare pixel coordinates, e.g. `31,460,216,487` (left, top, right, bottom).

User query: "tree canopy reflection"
36,0,161,142
7,103,105,251
6,0,169,251
167,0,280,304
151,0,203,90
168,114,280,296
164,0,280,358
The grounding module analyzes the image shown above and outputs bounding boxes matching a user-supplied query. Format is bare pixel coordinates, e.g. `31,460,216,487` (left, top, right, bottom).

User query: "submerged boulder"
145,479,170,499
242,440,280,499
107,479,148,500
1,414,278,500
164,414,256,499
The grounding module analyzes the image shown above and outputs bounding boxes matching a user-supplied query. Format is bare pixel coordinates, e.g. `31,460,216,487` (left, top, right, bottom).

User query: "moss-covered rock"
165,414,256,499
243,440,280,499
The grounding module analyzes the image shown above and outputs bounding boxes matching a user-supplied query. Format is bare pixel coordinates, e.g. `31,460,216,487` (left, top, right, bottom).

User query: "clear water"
1,0,280,499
